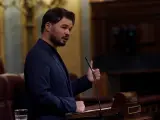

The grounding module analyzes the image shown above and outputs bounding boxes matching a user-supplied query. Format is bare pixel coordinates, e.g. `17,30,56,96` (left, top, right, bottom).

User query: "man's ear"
45,22,52,32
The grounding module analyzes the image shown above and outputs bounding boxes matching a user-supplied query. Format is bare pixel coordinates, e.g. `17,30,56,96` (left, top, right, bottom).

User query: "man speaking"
24,7,100,120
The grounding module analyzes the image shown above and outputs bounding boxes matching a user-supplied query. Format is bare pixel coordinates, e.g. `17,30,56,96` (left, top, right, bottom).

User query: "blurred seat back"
0,73,26,120
0,75,13,120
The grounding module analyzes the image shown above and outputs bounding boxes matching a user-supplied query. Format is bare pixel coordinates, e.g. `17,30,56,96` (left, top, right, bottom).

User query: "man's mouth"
62,37,69,41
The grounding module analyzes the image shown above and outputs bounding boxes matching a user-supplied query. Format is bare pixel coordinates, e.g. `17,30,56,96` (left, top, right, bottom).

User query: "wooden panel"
90,0,160,56
21,1,37,63
21,8,28,64
93,72,109,98
91,0,160,18
0,6,5,64
91,19,108,57
90,0,160,98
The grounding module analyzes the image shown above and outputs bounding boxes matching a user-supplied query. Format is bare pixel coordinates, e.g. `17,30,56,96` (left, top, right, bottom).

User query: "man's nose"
65,29,70,35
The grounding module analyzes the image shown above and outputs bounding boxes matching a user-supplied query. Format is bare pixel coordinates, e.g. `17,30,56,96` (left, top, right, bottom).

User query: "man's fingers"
90,60,93,68
93,69,101,80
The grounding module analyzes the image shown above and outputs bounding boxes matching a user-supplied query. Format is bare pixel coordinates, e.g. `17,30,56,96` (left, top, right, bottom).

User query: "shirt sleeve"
71,75,92,96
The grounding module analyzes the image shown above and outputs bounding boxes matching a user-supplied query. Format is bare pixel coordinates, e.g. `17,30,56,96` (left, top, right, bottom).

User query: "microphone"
85,57,103,119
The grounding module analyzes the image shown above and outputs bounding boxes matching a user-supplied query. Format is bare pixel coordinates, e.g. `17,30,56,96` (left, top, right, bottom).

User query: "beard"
49,34,66,47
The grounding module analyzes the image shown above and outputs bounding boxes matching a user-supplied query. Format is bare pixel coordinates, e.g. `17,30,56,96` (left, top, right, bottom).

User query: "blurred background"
0,0,160,103
1,0,160,119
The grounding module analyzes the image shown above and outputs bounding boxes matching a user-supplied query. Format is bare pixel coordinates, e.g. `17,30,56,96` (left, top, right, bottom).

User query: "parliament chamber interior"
1,0,160,120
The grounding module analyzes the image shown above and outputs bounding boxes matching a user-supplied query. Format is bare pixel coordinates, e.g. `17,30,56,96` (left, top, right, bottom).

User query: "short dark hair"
41,7,75,33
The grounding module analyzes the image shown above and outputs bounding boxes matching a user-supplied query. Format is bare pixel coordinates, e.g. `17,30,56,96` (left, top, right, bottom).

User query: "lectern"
66,105,119,120
66,92,152,120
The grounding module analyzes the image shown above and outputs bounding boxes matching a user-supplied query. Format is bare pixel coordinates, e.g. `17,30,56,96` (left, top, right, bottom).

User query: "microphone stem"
85,57,103,118
92,70,102,118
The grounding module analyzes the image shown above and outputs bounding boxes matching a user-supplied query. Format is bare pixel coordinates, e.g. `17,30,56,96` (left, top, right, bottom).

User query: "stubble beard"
49,35,65,47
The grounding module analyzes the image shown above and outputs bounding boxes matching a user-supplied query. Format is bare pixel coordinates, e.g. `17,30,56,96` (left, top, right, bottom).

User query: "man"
24,7,100,120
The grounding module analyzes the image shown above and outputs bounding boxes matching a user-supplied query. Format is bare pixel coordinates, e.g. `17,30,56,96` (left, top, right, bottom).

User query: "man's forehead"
58,17,73,26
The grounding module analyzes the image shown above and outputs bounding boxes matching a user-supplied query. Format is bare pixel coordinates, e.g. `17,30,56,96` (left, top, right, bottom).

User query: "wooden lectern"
66,104,119,120
66,92,152,120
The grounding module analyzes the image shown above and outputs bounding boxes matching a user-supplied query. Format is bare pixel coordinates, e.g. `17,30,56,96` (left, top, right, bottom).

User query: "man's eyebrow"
61,24,69,26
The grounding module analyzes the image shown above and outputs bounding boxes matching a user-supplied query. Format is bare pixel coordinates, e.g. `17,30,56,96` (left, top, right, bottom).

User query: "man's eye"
62,26,67,29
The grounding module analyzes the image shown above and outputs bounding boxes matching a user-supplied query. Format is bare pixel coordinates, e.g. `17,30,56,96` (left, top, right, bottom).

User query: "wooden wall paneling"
21,8,28,64
91,0,160,56
90,0,160,98
91,19,111,97
93,72,110,98
91,19,109,57
0,7,5,63
22,1,38,63
91,19,103,57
